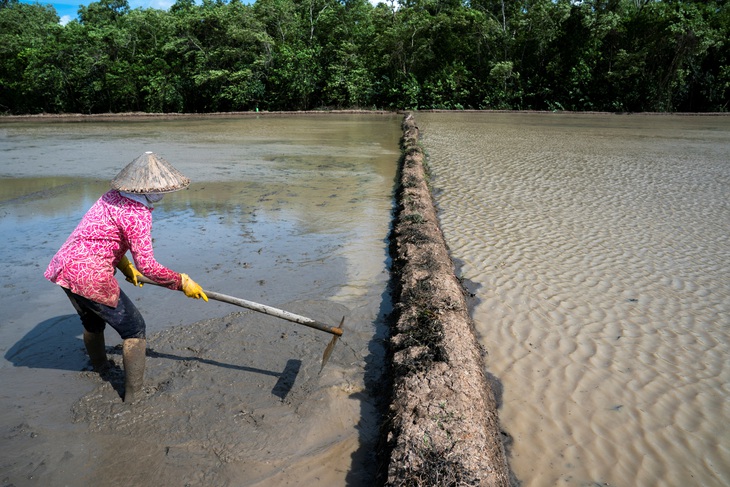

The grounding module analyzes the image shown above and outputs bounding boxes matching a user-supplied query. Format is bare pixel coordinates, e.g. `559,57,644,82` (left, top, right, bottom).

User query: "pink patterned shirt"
45,190,182,307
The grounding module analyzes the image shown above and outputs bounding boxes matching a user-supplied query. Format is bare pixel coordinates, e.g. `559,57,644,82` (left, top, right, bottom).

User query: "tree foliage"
0,0,727,113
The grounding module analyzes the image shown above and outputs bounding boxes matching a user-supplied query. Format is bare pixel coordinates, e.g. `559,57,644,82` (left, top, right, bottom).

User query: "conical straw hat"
111,152,190,194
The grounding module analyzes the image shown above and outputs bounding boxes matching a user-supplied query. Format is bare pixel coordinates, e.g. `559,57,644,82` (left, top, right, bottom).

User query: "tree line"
1,0,727,114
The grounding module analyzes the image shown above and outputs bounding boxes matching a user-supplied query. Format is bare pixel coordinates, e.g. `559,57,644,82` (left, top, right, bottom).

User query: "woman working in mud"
44,152,208,403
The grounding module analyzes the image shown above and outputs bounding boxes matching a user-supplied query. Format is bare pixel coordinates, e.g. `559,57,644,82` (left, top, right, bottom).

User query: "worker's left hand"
117,256,144,287
180,273,208,302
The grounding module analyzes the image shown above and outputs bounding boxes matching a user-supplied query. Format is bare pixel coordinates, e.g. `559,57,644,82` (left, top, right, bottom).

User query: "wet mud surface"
0,113,401,486
68,302,365,486
2,298,384,487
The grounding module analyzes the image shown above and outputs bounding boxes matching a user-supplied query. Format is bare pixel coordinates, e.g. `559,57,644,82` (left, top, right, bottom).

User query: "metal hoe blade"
320,317,345,373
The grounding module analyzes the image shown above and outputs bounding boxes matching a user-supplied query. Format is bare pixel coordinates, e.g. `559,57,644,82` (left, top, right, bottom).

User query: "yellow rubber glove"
180,273,208,302
117,255,144,287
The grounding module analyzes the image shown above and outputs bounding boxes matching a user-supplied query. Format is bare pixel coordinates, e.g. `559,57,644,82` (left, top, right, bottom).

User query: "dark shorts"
63,288,146,339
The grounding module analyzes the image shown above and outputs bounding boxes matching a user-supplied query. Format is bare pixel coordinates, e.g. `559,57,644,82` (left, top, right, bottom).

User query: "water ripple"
418,112,730,487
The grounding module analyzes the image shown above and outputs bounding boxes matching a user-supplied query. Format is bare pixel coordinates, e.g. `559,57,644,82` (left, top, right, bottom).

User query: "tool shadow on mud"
107,347,301,401
148,350,302,400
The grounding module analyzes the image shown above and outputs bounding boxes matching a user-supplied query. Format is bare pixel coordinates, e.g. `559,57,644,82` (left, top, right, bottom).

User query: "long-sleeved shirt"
45,190,181,307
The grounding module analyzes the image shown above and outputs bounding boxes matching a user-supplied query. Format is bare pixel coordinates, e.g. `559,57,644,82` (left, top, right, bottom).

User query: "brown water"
416,112,730,487
0,114,401,486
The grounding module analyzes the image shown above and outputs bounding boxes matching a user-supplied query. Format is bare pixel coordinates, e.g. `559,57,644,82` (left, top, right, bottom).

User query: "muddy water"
0,114,401,486
417,112,730,487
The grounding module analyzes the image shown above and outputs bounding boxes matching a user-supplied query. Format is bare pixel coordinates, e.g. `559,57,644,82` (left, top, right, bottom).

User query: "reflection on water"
417,112,730,487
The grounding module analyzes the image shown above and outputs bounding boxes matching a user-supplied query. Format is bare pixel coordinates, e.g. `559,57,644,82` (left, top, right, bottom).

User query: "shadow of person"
4,314,88,371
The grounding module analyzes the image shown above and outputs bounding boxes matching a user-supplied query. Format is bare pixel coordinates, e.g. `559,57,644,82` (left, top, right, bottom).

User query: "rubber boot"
122,338,146,403
83,330,108,373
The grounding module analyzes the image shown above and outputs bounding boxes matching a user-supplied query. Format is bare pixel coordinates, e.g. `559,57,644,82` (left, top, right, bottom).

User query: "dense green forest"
1,0,727,114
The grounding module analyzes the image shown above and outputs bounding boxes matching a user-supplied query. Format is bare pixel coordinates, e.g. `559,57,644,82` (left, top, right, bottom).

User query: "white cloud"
59,14,73,25
128,0,176,10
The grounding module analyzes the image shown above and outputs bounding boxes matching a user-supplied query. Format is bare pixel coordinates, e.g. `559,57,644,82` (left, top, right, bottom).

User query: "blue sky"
22,0,186,25
22,0,383,25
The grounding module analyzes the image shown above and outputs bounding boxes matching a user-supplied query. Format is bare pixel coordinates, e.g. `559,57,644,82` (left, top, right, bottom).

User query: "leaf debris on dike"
381,113,515,486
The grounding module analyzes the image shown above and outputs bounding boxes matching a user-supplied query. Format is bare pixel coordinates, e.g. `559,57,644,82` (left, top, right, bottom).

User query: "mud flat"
383,114,512,485
0,113,401,487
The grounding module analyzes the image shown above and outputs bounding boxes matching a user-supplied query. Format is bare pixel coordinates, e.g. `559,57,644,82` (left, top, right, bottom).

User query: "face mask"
146,193,164,203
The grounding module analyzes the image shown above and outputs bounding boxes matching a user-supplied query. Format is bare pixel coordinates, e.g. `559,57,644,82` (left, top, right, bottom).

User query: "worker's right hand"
180,274,208,302
117,256,144,287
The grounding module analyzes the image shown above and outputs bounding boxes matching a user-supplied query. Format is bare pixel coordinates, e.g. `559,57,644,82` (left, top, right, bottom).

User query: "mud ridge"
383,113,512,486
